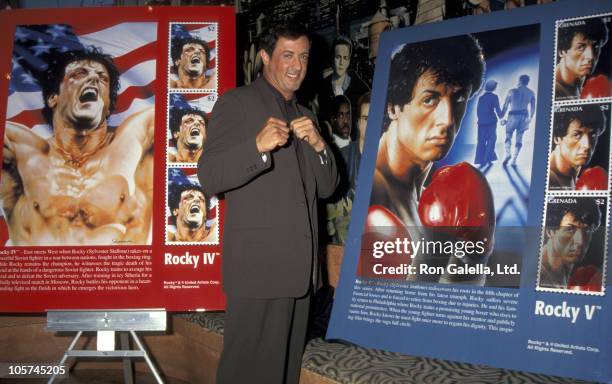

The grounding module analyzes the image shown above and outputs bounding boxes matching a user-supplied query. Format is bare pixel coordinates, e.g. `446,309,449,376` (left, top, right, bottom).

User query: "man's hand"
289,116,325,152
256,117,290,153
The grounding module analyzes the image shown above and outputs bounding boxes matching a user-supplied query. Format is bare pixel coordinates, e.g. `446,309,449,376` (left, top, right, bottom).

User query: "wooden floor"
0,370,189,384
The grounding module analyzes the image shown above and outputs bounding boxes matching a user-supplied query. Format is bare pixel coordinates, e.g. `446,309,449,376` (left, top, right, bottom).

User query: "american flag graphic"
169,92,217,113
169,23,217,78
7,21,157,138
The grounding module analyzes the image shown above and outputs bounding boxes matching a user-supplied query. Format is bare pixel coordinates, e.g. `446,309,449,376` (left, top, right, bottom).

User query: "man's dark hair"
169,108,208,137
357,91,371,112
557,17,609,59
553,104,606,141
331,94,350,118
171,36,211,74
258,21,309,57
546,198,601,232
332,36,352,58
168,183,209,226
41,47,120,126
386,34,484,109
519,74,530,85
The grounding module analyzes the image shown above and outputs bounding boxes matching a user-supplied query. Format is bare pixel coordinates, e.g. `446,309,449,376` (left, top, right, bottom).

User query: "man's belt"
508,110,528,116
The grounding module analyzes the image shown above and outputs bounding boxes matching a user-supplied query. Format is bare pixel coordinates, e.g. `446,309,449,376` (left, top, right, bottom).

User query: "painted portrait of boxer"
361,34,493,284
548,104,609,191
555,15,611,101
168,107,208,164
166,167,218,244
538,196,605,293
2,23,156,246
359,25,541,286
167,93,216,165
169,23,218,91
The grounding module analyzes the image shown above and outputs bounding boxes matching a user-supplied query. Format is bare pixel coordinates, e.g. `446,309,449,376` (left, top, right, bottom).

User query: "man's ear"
558,49,567,62
387,104,399,120
47,94,58,109
260,49,270,66
553,136,562,146
173,130,179,139
172,208,179,217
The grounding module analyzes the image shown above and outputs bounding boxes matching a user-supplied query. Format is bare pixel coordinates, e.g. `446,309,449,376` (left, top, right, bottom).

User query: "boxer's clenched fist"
418,162,496,258
577,166,608,191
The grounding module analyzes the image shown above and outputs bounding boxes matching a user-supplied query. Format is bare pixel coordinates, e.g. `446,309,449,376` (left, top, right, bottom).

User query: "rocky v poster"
328,1,612,382
0,6,235,312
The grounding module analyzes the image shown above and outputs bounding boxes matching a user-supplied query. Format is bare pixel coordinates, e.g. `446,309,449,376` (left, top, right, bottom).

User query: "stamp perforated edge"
539,12,612,295
166,92,217,166
545,100,612,193
164,165,220,246
167,21,219,94
536,194,608,296
552,12,612,105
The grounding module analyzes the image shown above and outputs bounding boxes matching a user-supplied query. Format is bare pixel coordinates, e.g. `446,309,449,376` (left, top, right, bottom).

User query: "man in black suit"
198,22,338,384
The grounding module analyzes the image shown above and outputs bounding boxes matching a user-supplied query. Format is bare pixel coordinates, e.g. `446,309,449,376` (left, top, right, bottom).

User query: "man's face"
333,44,350,78
332,102,351,139
176,113,206,149
388,71,470,167
261,36,310,100
175,189,206,229
177,43,207,77
48,60,111,129
358,102,370,141
550,212,592,266
560,33,601,79
555,119,600,169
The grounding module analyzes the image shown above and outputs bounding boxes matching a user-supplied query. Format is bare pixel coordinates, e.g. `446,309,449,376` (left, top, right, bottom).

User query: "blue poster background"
327,1,612,382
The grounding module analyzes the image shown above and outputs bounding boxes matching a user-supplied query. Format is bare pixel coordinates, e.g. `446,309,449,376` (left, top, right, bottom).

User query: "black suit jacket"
198,77,338,298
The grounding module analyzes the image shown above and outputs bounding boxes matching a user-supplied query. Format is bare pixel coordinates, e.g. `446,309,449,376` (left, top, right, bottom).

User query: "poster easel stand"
46,309,166,384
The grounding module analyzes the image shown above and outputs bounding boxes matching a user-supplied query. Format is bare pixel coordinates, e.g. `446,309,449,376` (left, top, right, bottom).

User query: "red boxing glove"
568,265,602,292
576,166,608,191
358,205,411,279
418,162,495,258
581,75,612,99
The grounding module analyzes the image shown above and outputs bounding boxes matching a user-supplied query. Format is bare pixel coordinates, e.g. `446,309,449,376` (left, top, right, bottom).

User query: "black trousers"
216,292,311,384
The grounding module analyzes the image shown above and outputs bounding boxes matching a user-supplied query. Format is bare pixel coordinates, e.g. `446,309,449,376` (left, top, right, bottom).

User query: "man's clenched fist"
289,116,325,152
256,117,290,153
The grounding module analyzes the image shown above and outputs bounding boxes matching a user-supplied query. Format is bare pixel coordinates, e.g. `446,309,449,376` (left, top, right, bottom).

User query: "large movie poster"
0,6,235,312
328,1,612,382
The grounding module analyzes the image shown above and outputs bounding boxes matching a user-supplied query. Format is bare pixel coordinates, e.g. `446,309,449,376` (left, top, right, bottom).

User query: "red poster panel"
0,6,235,312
